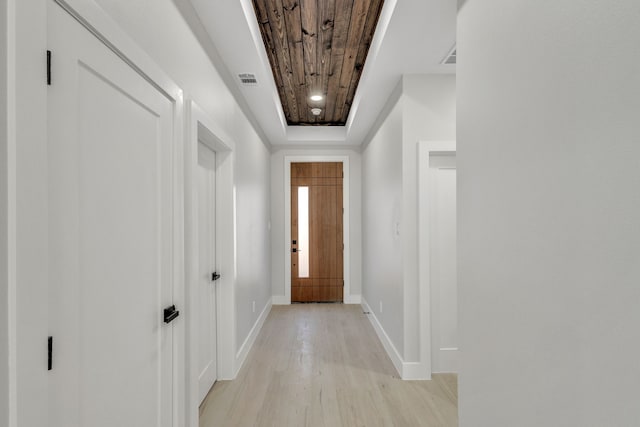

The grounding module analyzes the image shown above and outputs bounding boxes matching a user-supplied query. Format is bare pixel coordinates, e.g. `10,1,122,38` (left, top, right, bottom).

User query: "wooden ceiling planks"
341,0,382,122
251,0,384,126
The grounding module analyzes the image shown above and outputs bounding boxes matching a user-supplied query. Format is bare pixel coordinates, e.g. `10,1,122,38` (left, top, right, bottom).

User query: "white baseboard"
433,347,459,374
234,298,272,376
361,299,404,377
404,362,431,380
361,298,431,380
271,295,289,305
344,294,362,304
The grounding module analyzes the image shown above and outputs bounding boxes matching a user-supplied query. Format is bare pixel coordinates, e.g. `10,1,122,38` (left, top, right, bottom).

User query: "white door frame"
417,140,456,379
184,100,236,427
282,155,351,305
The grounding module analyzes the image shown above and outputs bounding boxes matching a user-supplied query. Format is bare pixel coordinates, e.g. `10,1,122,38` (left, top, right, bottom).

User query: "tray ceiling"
251,0,385,126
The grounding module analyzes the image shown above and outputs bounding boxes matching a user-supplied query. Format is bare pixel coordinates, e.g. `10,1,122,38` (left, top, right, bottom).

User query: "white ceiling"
188,0,457,148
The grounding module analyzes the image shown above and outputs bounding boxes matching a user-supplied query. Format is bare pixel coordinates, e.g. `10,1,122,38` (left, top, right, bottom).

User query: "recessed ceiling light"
311,108,322,116
310,95,323,102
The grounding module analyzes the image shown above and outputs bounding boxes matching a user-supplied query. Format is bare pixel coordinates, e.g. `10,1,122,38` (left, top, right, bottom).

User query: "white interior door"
197,142,217,403
429,154,458,373
47,3,175,427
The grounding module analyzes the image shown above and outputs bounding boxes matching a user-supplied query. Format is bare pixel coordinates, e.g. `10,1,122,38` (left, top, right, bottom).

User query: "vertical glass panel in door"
298,187,309,278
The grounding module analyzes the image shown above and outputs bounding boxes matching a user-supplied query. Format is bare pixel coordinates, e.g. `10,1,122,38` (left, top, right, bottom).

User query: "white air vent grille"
442,46,456,65
238,73,258,85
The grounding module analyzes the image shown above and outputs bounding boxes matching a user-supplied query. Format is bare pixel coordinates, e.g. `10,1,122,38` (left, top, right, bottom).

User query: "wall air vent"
238,73,258,85
442,46,456,65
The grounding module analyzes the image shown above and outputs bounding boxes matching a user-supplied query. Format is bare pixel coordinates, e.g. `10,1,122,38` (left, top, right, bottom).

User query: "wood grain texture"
251,0,385,125
292,163,343,302
199,305,458,426
340,0,383,122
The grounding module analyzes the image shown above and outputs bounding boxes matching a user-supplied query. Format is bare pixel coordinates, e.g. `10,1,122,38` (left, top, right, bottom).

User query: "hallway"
199,305,457,426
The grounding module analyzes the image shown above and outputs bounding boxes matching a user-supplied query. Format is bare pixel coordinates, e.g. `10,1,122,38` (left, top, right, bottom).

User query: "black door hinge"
47,50,52,85
48,336,53,371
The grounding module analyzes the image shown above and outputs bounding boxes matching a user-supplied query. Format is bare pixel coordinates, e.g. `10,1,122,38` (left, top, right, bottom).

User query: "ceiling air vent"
442,46,456,65
238,73,258,85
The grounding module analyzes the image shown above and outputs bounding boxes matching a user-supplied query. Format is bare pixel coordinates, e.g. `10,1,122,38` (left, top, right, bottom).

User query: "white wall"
270,148,362,300
362,96,405,359
361,75,456,374
458,1,640,425
1,0,9,423
93,0,272,357
233,104,272,349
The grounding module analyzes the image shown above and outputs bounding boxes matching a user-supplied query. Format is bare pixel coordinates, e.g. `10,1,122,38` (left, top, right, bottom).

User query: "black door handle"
163,305,179,324
212,272,221,281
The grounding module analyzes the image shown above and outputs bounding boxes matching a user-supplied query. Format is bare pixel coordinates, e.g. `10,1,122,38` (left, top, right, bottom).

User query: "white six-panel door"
197,142,218,403
47,2,176,426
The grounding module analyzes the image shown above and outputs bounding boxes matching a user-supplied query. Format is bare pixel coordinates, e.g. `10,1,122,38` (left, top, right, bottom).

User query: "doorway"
185,101,235,427
290,162,344,303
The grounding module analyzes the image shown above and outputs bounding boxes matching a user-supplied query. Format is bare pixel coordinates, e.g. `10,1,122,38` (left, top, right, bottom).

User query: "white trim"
234,298,272,377
172,81,186,427
271,295,289,305
417,140,457,380
433,347,460,374
344,294,362,304
184,100,236,427
9,1,48,425
403,362,427,379
362,299,403,377
283,156,351,304
6,1,17,425
362,299,432,380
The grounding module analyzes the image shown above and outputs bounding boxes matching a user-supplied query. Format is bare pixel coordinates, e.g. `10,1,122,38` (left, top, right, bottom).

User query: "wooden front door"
291,163,344,302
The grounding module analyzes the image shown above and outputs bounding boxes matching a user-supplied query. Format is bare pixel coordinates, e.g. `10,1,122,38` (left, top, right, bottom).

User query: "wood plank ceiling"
251,0,384,126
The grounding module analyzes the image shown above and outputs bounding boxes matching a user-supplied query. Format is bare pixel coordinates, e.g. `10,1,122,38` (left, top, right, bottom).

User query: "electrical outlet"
252,301,256,313
379,301,383,313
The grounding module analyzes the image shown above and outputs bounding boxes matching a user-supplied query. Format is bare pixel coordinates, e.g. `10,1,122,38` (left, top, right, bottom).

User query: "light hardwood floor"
199,304,458,427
